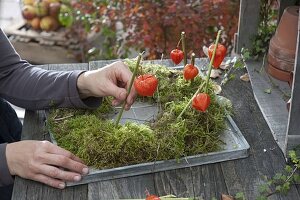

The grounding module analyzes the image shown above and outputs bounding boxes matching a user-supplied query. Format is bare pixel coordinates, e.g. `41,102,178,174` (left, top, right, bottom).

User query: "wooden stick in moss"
190,52,196,85
181,31,187,66
115,54,142,126
177,81,205,120
204,30,222,93
177,30,222,120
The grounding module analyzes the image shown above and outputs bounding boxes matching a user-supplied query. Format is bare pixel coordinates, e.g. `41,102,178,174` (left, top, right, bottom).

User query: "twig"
204,30,222,93
54,114,74,121
176,82,205,120
177,30,222,120
266,166,298,197
181,32,187,66
115,53,142,126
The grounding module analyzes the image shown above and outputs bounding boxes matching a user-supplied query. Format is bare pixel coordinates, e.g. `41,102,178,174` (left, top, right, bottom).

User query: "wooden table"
11,59,300,200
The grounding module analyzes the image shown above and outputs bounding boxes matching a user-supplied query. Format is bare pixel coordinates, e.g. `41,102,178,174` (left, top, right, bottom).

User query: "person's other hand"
77,61,136,110
6,140,89,189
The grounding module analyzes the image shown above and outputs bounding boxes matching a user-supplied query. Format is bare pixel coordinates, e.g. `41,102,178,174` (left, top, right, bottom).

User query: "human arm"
0,28,136,188
0,28,101,110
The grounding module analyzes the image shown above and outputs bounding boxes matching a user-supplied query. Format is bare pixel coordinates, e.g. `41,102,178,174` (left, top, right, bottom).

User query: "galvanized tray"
47,101,250,186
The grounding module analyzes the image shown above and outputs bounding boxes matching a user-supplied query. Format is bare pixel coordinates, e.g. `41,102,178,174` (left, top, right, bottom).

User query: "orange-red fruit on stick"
170,49,184,65
192,93,211,112
134,74,158,97
183,64,199,80
208,43,227,69
145,194,161,200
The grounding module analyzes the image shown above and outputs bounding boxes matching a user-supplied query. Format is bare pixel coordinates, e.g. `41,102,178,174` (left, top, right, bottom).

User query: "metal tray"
47,101,250,186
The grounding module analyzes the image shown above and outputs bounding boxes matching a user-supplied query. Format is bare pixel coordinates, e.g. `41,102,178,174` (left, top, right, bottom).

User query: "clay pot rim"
268,48,295,64
269,37,296,57
267,62,291,82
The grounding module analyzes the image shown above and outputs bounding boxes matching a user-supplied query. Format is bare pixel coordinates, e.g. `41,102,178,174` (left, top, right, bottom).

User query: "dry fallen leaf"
240,73,250,82
202,46,209,57
221,194,234,200
264,88,272,94
220,62,230,70
210,69,222,79
213,84,222,95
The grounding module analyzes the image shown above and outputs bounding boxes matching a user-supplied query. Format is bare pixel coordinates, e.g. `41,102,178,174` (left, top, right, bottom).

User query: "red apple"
40,16,59,32
49,2,61,19
34,1,49,17
31,17,41,30
22,5,36,20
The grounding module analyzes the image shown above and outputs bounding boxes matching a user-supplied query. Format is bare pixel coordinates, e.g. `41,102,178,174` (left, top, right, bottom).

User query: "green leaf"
275,185,282,192
293,174,300,183
258,184,269,193
273,173,282,180
235,192,246,200
234,60,245,69
282,182,290,193
229,74,236,80
285,165,293,173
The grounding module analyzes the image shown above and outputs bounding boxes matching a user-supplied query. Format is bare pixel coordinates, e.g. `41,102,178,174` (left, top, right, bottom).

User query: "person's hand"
6,140,89,189
77,61,136,110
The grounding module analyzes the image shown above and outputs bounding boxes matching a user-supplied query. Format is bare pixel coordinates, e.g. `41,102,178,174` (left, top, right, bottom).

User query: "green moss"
47,59,228,169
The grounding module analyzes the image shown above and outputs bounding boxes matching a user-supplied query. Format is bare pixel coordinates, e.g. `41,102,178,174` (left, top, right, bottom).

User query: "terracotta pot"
288,71,294,87
267,6,299,81
267,62,291,81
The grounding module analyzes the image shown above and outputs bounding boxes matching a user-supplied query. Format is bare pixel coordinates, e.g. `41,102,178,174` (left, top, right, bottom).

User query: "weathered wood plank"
20,110,47,141
88,58,210,71
236,0,261,53
11,178,28,200
89,60,118,70
221,68,300,200
88,174,156,199
48,63,88,71
61,185,88,200
286,14,300,152
10,41,78,64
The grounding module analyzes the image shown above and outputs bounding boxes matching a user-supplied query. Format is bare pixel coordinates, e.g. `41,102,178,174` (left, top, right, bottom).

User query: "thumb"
106,83,127,101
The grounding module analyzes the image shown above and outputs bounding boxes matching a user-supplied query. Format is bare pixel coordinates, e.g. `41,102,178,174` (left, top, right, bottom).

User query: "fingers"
39,164,82,182
107,61,136,110
42,141,89,175
113,61,132,86
43,153,88,175
33,174,66,189
44,141,83,164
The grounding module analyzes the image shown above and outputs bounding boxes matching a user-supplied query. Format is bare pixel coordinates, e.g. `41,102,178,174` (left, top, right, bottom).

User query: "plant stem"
177,82,205,120
115,54,142,126
176,37,182,48
191,53,195,66
181,31,187,66
191,52,195,84
204,30,222,93
266,166,298,198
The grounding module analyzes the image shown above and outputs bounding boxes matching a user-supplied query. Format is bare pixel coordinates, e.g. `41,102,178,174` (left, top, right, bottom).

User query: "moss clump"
47,59,228,169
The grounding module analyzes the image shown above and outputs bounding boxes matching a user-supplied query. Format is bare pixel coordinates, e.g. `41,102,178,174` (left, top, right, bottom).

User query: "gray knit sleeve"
0,28,102,110
0,28,102,186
